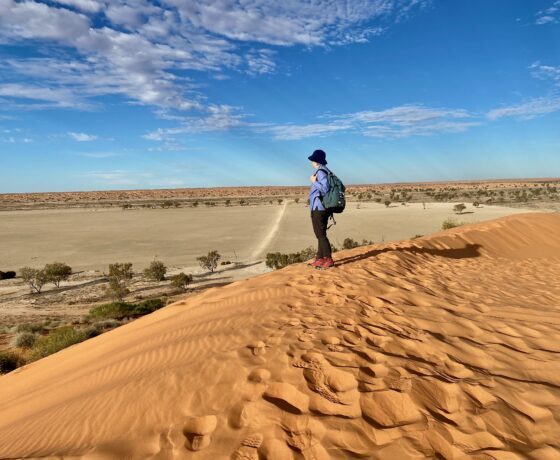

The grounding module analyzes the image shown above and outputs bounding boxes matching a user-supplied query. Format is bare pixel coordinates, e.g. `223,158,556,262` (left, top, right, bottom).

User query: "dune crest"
1,213,560,459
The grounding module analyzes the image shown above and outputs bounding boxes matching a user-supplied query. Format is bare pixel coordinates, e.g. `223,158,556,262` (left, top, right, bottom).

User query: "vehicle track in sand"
250,201,288,261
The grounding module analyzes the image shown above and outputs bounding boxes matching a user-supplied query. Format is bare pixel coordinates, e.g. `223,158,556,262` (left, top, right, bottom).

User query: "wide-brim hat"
308,149,327,165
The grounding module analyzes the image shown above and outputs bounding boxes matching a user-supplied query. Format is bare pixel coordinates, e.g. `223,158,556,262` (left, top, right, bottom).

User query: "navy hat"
308,149,327,165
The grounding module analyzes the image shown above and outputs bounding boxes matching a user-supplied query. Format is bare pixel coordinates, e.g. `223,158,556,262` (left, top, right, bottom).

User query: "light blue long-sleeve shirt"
309,166,330,211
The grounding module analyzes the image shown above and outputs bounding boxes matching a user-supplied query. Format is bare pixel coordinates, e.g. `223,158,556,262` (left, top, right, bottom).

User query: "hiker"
308,149,335,269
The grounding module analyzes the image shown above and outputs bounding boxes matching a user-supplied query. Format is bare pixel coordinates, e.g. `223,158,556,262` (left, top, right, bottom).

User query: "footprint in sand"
183,415,217,451
281,414,329,460
232,433,263,460
292,352,358,407
248,341,267,356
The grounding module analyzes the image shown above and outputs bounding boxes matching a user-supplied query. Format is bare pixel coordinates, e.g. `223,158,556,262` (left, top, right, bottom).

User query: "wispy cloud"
69,132,98,142
535,0,560,24
77,152,118,158
487,96,560,120
260,105,478,140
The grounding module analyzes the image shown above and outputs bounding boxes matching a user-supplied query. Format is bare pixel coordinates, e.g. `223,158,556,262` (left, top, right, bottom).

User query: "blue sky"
0,0,559,192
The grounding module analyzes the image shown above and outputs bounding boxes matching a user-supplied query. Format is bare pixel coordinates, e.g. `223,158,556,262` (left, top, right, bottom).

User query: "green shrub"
88,298,166,320
342,238,360,249
143,260,167,281
105,263,133,300
11,332,36,349
15,322,45,334
442,218,463,230
0,351,24,374
265,246,316,270
453,203,467,214
20,267,48,293
30,327,88,361
171,273,193,291
44,262,72,287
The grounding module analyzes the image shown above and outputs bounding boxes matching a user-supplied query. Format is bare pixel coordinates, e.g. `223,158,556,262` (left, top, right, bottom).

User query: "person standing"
308,149,335,269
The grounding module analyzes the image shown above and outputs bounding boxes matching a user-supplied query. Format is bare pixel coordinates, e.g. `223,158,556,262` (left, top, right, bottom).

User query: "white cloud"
530,61,560,85
0,0,427,115
260,104,478,140
69,132,98,141
535,0,560,25
487,96,560,120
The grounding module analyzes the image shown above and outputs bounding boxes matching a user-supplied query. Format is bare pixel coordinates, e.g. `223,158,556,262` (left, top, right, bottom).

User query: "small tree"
453,203,467,214
294,198,300,204
473,201,480,208
44,262,72,288
197,251,221,273
384,200,391,208
105,263,133,301
171,272,193,291
144,260,167,282
278,199,283,205
20,267,48,294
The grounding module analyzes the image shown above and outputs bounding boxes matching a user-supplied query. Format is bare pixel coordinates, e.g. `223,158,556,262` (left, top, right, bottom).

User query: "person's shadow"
335,243,483,266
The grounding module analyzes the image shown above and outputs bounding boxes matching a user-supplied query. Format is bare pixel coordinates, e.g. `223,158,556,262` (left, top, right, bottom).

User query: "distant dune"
1,213,559,459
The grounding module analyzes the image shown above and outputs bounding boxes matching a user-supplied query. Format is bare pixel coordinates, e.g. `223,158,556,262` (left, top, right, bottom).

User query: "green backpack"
317,168,346,214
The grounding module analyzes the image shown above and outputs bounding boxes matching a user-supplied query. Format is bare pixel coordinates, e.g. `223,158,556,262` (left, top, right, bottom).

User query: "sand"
0,202,535,272
1,212,560,459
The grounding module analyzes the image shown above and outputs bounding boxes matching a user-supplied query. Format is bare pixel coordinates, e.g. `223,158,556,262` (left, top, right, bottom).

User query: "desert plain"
0,179,559,458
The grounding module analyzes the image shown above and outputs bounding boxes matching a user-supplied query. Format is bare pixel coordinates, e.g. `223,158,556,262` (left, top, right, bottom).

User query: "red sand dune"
1,213,560,459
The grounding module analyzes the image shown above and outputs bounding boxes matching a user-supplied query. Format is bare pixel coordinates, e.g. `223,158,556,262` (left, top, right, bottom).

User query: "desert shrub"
161,200,174,208
171,272,193,291
473,201,480,207
265,246,316,270
278,199,283,205
144,260,167,282
44,262,72,287
0,351,25,374
220,260,232,265
93,319,121,330
20,267,48,293
294,198,300,204
88,298,166,321
384,200,391,208
197,251,221,273
342,238,360,250
30,327,88,361
453,203,467,214
105,263,133,301
192,201,199,207
225,199,231,206
122,204,132,210
442,218,463,230
0,270,16,280
11,332,36,349
15,322,45,334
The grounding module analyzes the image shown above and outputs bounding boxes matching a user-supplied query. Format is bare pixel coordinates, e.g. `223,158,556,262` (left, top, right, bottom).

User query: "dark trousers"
311,210,332,259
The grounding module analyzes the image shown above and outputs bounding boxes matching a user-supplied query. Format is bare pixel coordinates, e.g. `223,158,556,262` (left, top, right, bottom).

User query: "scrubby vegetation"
342,237,374,249
105,262,134,300
29,326,88,361
20,267,48,293
442,218,463,230
197,251,221,273
453,203,467,214
266,247,316,270
0,351,24,374
88,298,166,321
143,260,167,281
171,273,193,291
11,331,36,349
43,262,72,287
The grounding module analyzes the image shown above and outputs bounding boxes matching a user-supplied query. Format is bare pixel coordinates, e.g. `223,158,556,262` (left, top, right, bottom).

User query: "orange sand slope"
1,213,560,459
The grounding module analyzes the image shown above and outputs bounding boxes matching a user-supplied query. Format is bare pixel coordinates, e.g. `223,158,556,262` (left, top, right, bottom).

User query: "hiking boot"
319,257,335,269
308,257,325,268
